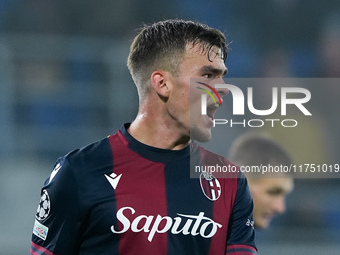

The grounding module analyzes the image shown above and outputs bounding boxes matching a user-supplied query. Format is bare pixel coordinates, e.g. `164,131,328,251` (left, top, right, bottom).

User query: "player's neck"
128,109,190,151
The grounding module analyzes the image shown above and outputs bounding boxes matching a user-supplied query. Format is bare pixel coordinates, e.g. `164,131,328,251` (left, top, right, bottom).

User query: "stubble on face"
187,45,226,142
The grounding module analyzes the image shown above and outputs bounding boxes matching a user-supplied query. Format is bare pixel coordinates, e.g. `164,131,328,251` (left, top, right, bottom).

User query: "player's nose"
215,84,229,101
215,77,229,96
273,197,286,214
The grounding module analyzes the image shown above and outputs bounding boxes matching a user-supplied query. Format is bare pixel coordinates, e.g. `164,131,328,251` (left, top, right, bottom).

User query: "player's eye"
267,188,284,196
203,74,213,78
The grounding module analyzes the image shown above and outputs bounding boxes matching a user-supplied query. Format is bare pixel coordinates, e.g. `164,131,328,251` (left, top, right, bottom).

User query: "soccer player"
228,133,294,229
31,19,257,254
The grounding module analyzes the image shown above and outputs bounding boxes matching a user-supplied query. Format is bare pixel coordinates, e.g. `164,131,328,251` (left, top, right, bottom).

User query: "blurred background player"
229,133,294,229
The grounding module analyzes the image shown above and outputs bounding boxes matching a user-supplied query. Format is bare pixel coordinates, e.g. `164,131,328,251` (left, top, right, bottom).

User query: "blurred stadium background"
0,1,340,254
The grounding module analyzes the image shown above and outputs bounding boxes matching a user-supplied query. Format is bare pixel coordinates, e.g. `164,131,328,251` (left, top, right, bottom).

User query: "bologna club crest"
199,172,221,201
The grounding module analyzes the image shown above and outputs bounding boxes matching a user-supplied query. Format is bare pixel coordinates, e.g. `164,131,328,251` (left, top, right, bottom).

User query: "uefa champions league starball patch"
35,190,51,221
199,172,221,201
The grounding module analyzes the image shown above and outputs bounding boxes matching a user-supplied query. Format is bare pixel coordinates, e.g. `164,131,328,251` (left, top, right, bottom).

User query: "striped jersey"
31,123,257,255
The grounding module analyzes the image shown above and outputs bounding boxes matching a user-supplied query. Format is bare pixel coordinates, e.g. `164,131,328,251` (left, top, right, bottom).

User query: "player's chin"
257,217,271,229
190,126,212,142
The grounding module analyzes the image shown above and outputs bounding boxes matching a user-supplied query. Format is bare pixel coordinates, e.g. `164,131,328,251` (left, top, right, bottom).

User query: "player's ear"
150,70,171,99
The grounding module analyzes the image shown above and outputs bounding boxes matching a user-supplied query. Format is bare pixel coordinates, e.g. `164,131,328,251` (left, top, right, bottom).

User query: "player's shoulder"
46,136,113,183
196,143,235,164
66,136,113,168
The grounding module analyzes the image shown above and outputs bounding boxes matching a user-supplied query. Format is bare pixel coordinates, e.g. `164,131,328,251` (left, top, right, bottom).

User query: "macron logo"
48,163,62,184
105,173,122,190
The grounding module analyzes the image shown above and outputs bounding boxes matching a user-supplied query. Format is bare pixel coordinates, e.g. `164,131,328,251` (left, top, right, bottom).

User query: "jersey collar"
118,123,190,162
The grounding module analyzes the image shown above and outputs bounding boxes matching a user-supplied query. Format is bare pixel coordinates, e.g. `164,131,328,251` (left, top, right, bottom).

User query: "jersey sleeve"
30,156,81,255
226,173,257,254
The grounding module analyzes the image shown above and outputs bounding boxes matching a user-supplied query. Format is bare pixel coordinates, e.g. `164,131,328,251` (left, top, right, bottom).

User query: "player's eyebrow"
200,65,228,76
267,187,287,195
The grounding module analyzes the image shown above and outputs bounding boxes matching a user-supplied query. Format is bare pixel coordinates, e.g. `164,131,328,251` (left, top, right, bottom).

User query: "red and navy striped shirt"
31,123,257,254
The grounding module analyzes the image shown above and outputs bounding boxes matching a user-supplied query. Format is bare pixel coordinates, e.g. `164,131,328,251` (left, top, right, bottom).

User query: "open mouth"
206,104,219,120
